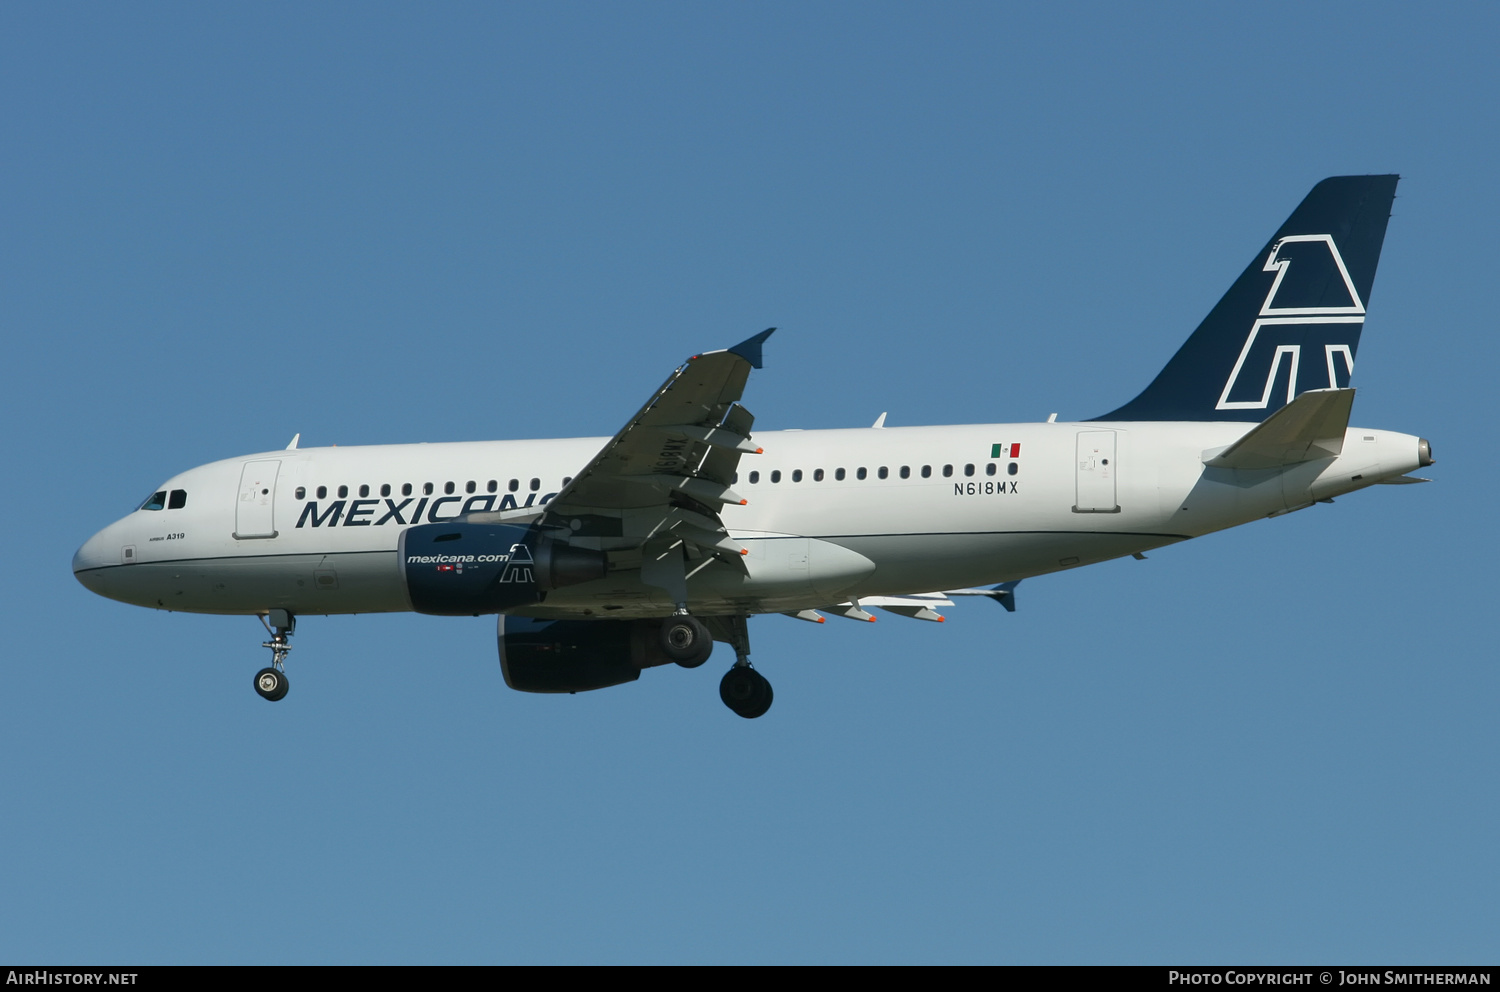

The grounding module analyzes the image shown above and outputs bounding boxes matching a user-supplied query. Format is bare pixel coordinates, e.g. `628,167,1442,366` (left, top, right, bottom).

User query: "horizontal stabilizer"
1205,388,1354,470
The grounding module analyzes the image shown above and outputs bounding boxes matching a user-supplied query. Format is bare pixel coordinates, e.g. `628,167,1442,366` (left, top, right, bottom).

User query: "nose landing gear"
254,610,294,702
254,666,289,701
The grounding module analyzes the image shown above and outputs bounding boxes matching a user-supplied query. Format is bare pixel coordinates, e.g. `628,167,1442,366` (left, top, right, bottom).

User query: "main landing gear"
664,611,774,718
720,665,773,719
695,614,773,719
254,610,294,702
659,614,713,669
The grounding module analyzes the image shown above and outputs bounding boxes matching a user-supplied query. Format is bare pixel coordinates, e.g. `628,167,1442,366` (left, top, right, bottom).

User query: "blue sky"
3,2,1496,963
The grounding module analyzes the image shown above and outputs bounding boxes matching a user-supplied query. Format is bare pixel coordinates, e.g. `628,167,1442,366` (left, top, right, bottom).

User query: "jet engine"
399,522,607,616
498,616,688,693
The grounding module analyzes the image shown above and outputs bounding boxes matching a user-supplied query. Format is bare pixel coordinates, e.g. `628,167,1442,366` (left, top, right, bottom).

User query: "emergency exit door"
234,460,281,539
1073,431,1119,513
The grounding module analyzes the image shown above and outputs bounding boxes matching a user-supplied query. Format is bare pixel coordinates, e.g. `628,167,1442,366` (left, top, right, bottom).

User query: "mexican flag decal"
990,443,1021,459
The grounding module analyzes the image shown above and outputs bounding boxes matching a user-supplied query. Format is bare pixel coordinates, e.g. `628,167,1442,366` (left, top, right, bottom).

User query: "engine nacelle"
498,616,686,693
400,522,608,616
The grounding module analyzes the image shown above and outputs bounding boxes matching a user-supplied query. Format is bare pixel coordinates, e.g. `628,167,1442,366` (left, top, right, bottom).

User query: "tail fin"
1095,175,1398,422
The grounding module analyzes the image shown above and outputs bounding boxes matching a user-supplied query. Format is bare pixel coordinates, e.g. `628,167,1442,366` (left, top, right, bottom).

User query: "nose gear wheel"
254,667,289,701
255,610,296,702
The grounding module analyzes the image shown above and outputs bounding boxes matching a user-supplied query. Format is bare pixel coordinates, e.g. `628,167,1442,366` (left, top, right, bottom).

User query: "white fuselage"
73,420,1426,618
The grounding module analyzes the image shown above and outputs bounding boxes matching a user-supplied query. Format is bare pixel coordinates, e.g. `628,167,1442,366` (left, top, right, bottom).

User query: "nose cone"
73,521,122,594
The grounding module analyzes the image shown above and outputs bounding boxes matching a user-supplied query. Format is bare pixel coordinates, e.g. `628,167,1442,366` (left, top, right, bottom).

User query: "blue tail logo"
1096,175,1398,423
1216,234,1364,411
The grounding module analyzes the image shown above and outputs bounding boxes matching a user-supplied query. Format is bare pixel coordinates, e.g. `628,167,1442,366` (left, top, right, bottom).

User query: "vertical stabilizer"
1096,175,1398,422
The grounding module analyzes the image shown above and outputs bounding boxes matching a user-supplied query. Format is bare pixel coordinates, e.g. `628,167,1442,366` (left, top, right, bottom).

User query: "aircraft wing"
805,582,1022,624
532,329,774,570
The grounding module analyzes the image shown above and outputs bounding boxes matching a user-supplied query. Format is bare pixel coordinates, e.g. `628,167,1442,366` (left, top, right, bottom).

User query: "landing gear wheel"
254,667,289,702
255,611,295,702
719,666,773,719
660,616,713,668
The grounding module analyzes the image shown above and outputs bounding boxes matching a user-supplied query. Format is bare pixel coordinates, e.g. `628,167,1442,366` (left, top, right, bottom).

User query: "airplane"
73,175,1433,718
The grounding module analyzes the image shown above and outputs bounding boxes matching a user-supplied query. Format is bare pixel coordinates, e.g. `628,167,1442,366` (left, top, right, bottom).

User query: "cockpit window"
140,491,167,511
168,489,187,509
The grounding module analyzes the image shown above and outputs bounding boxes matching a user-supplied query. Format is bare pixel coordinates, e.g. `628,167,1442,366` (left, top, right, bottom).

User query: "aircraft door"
1073,431,1119,513
234,460,281,539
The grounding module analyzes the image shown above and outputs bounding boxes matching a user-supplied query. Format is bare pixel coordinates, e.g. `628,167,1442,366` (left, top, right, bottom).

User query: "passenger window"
986,463,997,477
791,470,802,482
857,467,867,480
900,466,910,479
562,477,573,486
423,482,434,496
338,485,349,499
813,469,824,482
509,479,519,492
835,468,845,481
921,465,932,478
380,483,391,497
530,478,540,491
1008,462,1019,476
140,491,167,511
444,482,455,495
964,464,975,477
359,484,370,498
402,483,412,496
942,465,953,478
878,467,888,480
317,486,328,499
295,487,306,500
771,470,782,483
487,480,497,493
749,471,760,484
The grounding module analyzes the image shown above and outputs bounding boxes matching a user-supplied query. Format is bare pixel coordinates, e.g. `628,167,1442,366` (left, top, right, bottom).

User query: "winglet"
285,433,301,451
992,580,1019,613
727,328,776,369
946,580,1021,612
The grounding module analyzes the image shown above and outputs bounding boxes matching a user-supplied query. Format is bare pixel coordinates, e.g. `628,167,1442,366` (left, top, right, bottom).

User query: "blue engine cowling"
399,521,608,616
498,616,690,693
